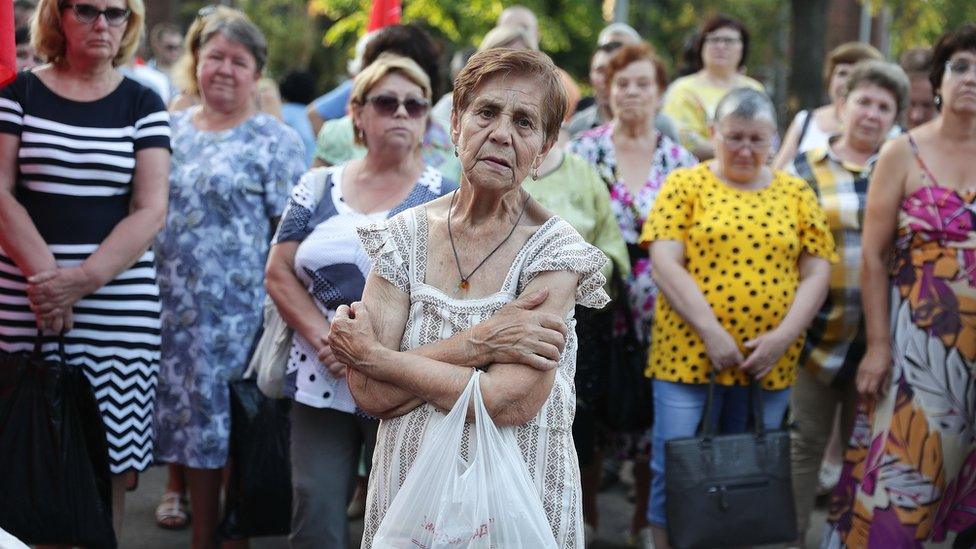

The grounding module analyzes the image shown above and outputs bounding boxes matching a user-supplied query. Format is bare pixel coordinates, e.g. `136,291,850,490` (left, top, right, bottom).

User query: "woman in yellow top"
639,88,836,549
661,15,764,160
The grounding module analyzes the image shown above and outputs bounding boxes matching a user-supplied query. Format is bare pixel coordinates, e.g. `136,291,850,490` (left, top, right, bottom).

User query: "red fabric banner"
0,0,15,87
366,0,401,32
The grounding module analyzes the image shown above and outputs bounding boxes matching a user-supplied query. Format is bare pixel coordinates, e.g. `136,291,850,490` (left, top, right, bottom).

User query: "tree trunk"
789,0,831,113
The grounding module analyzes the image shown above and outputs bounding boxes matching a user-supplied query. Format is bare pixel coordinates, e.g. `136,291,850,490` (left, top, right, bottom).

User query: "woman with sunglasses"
0,0,169,540
150,10,306,549
641,88,835,548
823,25,976,548
264,53,456,548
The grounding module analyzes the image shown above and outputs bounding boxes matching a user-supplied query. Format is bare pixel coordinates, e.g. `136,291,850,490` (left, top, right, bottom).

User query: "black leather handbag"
664,374,796,549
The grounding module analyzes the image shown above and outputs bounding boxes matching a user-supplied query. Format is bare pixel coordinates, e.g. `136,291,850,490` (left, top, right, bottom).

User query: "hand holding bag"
372,370,557,548
245,295,293,399
664,373,796,549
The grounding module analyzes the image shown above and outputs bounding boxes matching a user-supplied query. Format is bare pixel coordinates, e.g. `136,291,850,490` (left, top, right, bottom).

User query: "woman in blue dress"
151,10,306,548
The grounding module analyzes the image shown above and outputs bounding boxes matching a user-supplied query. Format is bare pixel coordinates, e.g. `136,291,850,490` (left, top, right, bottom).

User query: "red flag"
366,0,401,32
0,0,15,87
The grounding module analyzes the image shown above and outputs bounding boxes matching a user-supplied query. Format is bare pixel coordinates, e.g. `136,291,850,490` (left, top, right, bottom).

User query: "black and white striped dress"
0,72,170,474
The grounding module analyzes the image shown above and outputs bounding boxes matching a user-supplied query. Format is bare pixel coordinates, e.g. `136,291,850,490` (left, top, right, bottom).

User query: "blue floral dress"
153,110,306,468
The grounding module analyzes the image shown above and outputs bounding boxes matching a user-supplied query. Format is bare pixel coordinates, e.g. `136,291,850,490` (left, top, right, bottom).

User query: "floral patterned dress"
823,136,976,547
153,110,307,468
570,124,697,344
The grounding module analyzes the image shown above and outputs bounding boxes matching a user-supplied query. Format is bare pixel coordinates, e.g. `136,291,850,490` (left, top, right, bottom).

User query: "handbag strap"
32,331,67,362
700,371,767,440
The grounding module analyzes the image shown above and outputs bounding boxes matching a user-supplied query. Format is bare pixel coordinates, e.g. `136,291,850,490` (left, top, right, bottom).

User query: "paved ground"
119,464,826,548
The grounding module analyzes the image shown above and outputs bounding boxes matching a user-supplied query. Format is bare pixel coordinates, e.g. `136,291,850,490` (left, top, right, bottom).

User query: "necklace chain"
447,189,530,292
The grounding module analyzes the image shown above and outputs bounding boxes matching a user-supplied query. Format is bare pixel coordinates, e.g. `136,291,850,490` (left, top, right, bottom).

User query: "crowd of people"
0,0,974,548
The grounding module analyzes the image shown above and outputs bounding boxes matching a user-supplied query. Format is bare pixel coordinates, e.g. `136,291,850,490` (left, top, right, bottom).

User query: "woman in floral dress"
823,25,976,547
569,42,696,542
152,11,306,548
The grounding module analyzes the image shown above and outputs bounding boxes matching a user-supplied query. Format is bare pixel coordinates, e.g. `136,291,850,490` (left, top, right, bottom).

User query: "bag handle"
32,331,67,362
700,370,766,441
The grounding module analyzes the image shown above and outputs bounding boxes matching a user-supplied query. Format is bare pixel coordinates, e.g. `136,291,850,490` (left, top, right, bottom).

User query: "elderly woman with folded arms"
328,48,611,548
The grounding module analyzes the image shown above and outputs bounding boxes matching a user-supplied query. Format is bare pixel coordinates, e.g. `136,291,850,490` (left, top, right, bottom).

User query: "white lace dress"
357,206,610,548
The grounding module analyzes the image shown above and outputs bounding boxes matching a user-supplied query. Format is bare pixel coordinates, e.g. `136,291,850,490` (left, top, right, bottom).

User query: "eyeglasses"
365,95,430,118
60,3,131,27
704,35,742,47
719,133,770,151
946,59,976,77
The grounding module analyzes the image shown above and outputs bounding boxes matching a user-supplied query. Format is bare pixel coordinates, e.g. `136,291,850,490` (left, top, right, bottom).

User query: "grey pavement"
119,465,826,548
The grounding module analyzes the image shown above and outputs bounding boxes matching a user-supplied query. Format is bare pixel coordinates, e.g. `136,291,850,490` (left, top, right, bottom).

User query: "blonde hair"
30,0,145,67
478,25,538,52
349,53,432,145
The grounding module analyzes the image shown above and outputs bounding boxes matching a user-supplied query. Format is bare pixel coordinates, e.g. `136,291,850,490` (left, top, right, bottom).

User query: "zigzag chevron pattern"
0,250,161,474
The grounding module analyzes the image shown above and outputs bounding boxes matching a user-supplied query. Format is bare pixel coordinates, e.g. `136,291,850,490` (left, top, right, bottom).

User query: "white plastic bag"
372,370,557,548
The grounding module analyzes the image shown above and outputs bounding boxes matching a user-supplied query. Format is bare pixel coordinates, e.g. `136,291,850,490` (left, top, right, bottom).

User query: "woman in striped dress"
0,0,170,534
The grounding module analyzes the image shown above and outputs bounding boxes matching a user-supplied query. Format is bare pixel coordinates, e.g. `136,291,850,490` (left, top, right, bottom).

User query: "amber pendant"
458,279,470,291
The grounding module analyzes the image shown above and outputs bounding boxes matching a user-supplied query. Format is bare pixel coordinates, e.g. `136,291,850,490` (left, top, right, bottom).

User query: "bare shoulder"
523,196,554,226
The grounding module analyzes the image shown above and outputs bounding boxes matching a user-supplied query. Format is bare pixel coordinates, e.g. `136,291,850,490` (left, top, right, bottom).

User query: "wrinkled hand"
856,347,892,402
740,329,793,380
701,325,744,371
316,339,347,378
36,307,74,334
328,302,381,372
27,266,96,316
473,289,567,371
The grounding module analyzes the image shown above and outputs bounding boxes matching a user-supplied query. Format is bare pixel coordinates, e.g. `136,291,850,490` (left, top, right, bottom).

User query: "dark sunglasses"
365,95,429,118
60,2,131,27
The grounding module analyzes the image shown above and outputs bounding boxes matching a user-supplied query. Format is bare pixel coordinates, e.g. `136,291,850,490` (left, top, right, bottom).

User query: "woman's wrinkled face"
452,73,552,190
712,115,775,184
939,49,976,115
352,71,428,152
610,59,659,125
828,63,854,104
840,83,897,151
701,26,743,71
60,0,128,63
197,33,260,111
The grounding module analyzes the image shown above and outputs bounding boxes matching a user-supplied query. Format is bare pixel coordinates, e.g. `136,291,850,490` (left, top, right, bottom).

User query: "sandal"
155,491,190,530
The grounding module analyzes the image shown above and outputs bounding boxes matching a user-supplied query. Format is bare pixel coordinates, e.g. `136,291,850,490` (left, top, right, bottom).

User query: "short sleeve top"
639,163,837,388
0,71,170,244
273,165,455,410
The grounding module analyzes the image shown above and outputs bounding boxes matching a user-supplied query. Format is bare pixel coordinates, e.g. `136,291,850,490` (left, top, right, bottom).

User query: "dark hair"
676,31,702,78
605,42,668,93
697,14,749,69
453,49,566,144
930,23,976,92
362,24,442,98
15,26,30,46
279,70,317,105
595,40,623,57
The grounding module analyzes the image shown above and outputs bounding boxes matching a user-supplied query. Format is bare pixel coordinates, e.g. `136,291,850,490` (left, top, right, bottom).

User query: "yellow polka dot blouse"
639,163,838,389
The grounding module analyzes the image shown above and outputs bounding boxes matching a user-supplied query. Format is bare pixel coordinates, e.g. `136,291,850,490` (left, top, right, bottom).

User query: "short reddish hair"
452,48,566,143
605,42,668,93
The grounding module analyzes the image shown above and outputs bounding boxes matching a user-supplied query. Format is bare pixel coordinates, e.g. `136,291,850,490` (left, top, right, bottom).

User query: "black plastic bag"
0,337,116,548
220,378,292,539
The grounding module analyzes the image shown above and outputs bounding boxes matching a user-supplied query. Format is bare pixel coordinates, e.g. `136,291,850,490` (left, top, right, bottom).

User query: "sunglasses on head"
60,2,131,27
365,95,429,118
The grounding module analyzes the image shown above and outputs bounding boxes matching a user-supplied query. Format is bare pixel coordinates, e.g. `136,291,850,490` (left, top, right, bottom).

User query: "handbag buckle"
707,485,730,512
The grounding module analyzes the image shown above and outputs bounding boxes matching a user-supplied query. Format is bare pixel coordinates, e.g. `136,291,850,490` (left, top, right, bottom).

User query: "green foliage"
864,0,976,55
179,0,318,80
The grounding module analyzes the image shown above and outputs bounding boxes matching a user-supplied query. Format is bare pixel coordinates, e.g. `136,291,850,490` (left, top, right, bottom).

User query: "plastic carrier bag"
0,336,116,548
373,370,557,548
